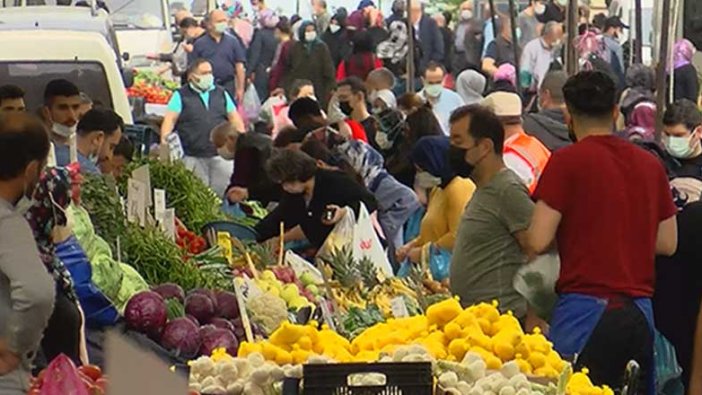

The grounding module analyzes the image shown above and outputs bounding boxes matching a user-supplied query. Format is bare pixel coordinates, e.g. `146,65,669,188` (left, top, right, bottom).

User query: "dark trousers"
35,290,82,370
575,300,653,394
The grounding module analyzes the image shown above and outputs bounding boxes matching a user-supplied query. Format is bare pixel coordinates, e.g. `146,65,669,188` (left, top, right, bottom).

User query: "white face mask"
305,31,317,42
217,146,236,160
52,122,77,138
534,3,546,14
665,135,697,159
460,10,473,20
329,24,341,34
415,171,441,189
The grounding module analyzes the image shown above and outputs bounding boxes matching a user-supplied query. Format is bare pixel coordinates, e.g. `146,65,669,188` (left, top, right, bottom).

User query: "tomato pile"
127,81,172,105
176,223,207,255
28,364,107,395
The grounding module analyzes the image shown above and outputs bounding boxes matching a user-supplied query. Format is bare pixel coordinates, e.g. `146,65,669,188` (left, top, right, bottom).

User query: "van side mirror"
122,68,135,88
122,52,130,62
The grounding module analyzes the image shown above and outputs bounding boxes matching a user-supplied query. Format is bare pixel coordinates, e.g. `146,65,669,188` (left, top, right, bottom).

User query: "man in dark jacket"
160,59,246,196
409,1,444,72
523,70,570,151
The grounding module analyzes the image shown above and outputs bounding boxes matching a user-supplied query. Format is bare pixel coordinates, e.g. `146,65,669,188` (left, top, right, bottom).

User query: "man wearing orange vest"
481,91,551,193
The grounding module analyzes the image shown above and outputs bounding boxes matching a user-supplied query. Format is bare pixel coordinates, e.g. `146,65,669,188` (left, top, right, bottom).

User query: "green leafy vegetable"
81,174,125,252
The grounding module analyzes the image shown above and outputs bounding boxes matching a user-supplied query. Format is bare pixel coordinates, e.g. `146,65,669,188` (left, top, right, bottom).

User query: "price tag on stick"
154,189,166,221
233,278,254,343
391,297,409,318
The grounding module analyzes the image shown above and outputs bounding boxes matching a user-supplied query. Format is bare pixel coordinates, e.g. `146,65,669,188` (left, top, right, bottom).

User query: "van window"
105,0,166,29
0,61,113,112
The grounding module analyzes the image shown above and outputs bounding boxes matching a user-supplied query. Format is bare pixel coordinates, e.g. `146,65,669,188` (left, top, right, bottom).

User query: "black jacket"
254,169,377,248
523,108,571,152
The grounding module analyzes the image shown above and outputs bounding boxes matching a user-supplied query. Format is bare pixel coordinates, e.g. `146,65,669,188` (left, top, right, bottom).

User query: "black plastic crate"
300,362,433,395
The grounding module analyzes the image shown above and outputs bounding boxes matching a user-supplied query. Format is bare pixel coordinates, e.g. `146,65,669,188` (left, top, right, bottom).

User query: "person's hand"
321,205,346,226
183,43,194,53
524,307,550,335
0,339,20,375
226,187,249,203
145,52,160,60
52,224,73,244
395,244,411,262
407,247,422,264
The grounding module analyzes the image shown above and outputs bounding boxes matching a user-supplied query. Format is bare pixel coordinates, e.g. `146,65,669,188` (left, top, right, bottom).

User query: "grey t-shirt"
518,11,539,48
449,169,533,317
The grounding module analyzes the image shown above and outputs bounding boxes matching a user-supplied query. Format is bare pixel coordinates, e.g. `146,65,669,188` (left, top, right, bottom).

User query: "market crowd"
0,0,701,394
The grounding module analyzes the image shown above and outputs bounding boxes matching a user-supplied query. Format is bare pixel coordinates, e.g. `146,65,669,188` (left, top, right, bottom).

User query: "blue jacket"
417,15,444,71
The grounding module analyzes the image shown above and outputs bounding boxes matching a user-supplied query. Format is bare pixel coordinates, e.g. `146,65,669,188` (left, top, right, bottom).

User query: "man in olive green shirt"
447,104,533,318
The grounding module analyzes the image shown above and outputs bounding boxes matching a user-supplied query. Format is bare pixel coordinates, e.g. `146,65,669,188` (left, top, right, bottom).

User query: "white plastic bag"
242,83,262,122
353,203,393,277
317,204,393,277
513,253,560,320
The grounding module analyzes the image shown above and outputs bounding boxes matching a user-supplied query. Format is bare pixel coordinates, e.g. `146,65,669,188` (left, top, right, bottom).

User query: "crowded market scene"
0,0,701,393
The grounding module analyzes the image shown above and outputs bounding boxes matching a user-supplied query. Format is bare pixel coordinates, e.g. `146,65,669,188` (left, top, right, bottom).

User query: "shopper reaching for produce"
254,149,377,250
0,113,56,394
211,121,281,206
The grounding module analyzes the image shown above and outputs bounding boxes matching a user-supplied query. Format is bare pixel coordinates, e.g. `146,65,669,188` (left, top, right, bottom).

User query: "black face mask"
447,145,475,178
339,101,353,116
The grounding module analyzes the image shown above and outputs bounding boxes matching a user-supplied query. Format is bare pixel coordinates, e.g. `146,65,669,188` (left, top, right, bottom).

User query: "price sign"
233,278,254,343
154,189,166,221
319,299,337,331
161,209,175,241
132,165,152,206
127,178,147,226
391,297,409,318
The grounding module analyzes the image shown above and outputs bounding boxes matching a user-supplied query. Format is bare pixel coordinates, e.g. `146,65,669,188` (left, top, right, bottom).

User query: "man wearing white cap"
481,91,551,194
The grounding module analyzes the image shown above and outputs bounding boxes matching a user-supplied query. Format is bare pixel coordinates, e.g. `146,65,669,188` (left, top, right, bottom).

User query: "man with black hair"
55,109,123,174
100,136,133,178
254,149,376,249
337,77,378,149
602,16,627,89
42,79,82,145
447,104,534,319
0,113,55,395
0,85,25,113
528,71,677,390
662,99,702,181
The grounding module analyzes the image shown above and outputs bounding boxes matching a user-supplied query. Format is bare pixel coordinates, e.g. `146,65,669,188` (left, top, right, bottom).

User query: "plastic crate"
300,362,434,395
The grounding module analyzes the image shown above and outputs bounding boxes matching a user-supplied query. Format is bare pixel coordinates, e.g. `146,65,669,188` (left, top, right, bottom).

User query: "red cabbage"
210,318,235,334
124,291,168,339
185,293,215,324
199,324,217,339
160,318,201,358
152,283,185,303
188,289,218,311
186,315,200,326
199,328,239,356
214,291,239,319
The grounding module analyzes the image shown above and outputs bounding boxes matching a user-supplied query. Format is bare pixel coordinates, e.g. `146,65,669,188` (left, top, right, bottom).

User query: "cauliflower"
247,293,289,335
226,380,244,395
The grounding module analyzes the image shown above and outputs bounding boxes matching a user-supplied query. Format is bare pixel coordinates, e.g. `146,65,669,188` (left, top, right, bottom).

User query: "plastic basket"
201,221,259,241
300,362,434,395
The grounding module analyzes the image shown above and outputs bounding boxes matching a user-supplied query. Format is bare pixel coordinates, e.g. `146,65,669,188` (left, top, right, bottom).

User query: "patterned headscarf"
673,39,696,70
24,165,80,301
258,8,280,29
377,20,408,65
223,0,244,18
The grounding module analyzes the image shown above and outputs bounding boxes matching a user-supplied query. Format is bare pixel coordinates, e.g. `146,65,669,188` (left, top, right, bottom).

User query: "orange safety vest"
503,131,552,194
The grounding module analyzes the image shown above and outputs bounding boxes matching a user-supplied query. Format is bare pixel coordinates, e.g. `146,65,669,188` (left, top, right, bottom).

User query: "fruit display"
566,369,615,395
250,267,319,310
126,70,178,105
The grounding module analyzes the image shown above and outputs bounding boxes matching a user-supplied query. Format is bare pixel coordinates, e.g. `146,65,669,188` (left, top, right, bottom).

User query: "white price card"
132,164,152,206
391,296,409,318
161,208,175,240
319,299,337,331
233,278,254,343
127,178,147,226
154,189,166,221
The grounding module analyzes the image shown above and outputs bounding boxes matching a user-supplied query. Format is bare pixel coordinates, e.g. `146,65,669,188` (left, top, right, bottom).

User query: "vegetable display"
120,159,226,232
80,174,126,253
28,357,107,395
124,291,168,340
126,70,178,105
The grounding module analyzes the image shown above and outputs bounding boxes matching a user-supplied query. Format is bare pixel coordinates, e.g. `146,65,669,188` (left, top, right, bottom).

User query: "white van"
0,29,134,124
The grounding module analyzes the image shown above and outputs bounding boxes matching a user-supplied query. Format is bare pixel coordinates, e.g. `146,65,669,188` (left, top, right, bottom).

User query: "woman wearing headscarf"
456,69,486,105
377,19,416,78
246,9,279,100
371,89,404,159
386,103,443,188
670,39,700,103
285,21,336,109
396,136,475,267
223,0,254,47
25,166,85,368
269,18,293,94
322,9,352,69
337,31,383,81
618,64,656,141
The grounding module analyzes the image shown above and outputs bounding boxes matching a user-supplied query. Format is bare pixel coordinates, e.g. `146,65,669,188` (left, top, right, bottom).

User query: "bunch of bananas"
331,287,367,311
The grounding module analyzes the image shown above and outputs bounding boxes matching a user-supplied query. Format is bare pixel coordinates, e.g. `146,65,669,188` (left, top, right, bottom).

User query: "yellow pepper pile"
566,369,615,395
238,297,568,380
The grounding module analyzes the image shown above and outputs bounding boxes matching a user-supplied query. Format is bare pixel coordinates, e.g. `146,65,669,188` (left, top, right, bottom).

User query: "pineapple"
322,246,361,288
358,256,380,289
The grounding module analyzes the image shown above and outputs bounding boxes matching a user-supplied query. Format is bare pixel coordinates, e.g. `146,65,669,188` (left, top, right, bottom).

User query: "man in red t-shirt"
527,71,678,390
